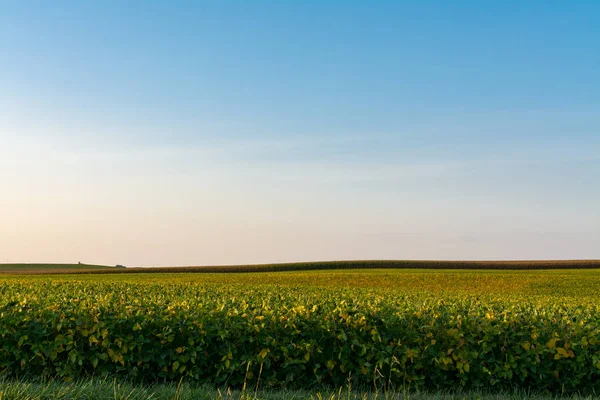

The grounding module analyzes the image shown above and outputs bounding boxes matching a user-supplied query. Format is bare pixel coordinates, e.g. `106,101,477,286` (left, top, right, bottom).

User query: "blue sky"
1,1,599,265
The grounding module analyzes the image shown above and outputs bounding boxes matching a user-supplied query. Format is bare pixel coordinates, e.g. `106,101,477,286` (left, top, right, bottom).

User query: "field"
0,267,599,398
16,260,600,274
0,263,115,274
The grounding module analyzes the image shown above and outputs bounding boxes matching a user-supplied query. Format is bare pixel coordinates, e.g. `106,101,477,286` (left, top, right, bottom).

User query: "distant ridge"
2,260,598,275
0,263,115,274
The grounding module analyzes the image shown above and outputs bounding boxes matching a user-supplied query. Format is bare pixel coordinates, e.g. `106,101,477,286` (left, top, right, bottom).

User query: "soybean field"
0,268,599,395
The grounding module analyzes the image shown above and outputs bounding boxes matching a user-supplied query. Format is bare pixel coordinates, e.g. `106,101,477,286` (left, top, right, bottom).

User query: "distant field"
0,263,115,274
57,259,600,274
2,260,599,275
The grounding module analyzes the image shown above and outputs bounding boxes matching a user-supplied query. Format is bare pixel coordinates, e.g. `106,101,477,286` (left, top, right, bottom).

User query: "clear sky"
1,1,599,266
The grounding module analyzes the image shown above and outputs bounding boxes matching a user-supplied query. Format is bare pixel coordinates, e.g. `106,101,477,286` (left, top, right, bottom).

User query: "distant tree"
115,264,127,268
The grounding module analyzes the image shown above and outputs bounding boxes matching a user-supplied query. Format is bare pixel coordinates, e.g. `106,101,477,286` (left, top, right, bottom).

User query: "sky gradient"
1,1,599,266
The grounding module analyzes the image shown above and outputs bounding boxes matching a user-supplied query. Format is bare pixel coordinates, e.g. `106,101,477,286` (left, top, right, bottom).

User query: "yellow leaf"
258,348,270,359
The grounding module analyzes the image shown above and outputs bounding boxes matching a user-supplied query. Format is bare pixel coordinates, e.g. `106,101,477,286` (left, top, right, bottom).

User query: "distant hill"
0,264,115,274
128,259,600,273
62,259,600,274
2,260,599,275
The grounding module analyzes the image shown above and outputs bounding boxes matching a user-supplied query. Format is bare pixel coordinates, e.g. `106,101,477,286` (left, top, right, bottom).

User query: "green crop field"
0,268,599,398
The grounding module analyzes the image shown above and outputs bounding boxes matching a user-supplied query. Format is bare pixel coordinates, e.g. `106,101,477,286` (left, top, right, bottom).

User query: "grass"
0,263,115,274
0,378,596,400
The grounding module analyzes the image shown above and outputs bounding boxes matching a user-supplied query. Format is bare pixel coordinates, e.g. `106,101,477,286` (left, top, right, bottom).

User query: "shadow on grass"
0,377,596,400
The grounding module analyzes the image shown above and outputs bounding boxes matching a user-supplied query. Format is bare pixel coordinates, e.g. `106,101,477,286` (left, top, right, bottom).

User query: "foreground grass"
0,379,596,400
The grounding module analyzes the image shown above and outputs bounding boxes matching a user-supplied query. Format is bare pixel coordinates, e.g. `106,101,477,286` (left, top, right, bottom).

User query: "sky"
1,1,599,266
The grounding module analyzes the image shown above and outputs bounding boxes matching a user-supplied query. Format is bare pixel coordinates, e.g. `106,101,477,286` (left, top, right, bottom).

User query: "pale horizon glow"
1,2,599,266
